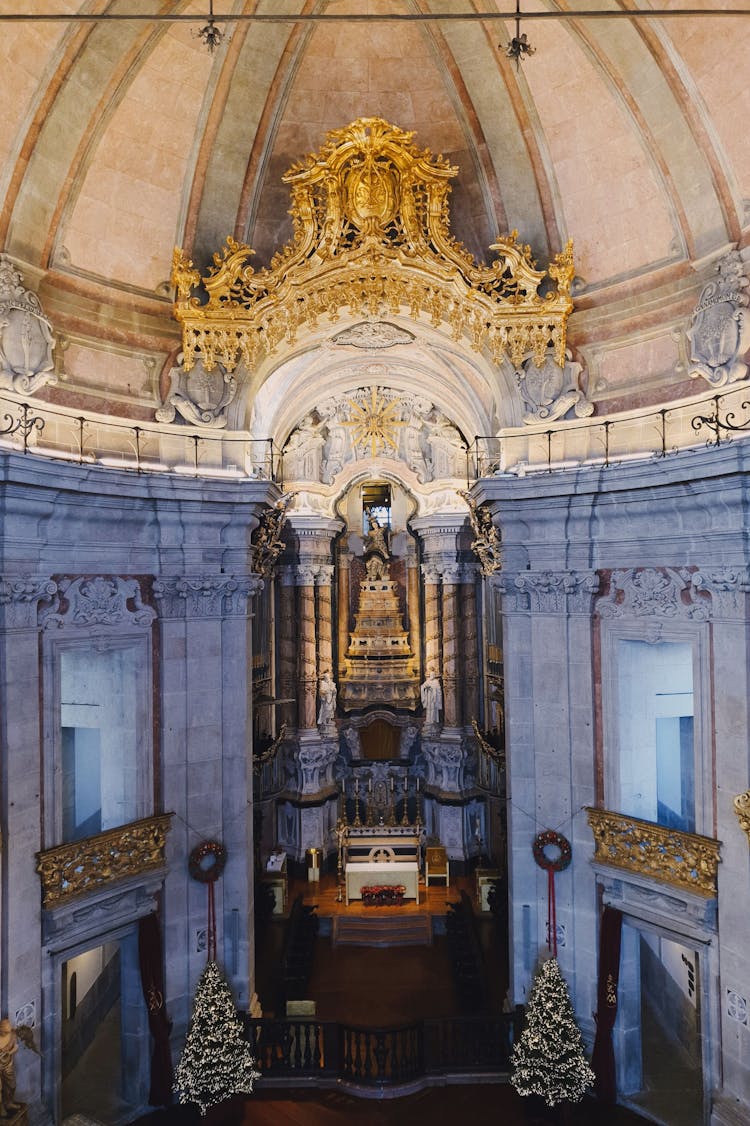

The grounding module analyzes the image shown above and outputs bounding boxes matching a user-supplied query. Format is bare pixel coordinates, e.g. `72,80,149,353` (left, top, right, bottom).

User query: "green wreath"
188,839,227,883
533,829,572,872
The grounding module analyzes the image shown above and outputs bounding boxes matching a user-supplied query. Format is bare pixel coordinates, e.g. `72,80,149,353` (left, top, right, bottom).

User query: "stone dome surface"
1,1,748,429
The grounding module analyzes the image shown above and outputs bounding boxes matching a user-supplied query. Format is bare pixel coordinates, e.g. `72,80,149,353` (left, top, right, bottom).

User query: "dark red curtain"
138,912,174,1106
591,905,623,1104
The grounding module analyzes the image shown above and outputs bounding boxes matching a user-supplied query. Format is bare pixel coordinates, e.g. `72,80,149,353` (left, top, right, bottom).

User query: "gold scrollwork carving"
173,117,574,374
460,491,502,575
733,790,750,845
36,813,173,908
586,806,721,898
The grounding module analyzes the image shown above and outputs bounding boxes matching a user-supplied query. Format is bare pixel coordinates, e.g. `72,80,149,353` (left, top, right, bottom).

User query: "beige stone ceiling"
1,0,749,428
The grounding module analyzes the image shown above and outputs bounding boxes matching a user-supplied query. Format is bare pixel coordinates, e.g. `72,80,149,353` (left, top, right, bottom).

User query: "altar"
345,860,420,905
342,827,421,905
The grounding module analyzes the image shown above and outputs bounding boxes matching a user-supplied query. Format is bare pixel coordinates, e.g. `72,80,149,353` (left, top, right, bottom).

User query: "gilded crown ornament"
172,118,574,374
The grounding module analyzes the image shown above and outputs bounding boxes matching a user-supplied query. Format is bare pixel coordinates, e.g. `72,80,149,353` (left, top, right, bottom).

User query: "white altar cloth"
345,860,420,905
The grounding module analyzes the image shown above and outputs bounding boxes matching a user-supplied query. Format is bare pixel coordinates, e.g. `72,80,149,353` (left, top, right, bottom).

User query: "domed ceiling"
1,1,748,430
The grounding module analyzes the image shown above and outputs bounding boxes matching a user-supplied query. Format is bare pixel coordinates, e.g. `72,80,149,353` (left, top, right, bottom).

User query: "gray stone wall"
474,439,750,1124
0,451,277,1123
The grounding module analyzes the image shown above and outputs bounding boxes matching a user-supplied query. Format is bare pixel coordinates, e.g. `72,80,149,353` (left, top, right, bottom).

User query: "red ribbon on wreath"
189,840,227,962
532,830,572,958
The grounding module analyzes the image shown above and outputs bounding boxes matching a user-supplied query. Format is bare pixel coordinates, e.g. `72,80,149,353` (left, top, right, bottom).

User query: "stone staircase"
332,912,432,947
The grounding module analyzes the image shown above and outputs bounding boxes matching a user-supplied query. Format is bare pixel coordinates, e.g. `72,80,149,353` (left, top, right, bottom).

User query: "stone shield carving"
0,255,56,395
688,250,750,388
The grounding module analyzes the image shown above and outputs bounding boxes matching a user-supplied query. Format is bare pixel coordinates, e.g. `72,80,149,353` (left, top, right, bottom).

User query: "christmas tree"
174,961,260,1115
511,956,595,1108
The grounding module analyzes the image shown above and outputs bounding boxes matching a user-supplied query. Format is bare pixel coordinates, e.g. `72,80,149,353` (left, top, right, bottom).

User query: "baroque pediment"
172,117,574,375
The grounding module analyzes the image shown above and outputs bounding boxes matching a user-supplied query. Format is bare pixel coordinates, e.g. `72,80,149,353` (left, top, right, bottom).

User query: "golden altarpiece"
172,118,574,874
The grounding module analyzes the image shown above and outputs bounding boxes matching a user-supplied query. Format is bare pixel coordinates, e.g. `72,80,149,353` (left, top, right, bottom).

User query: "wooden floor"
131,871,650,1126
136,1085,651,1126
256,871,506,1023
292,870,477,917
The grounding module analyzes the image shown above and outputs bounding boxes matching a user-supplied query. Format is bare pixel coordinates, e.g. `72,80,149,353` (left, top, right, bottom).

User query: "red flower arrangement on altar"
361,884,406,906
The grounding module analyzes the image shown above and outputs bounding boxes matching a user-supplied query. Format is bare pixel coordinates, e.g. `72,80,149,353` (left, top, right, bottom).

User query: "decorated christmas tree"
511,956,595,1108
174,960,260,1115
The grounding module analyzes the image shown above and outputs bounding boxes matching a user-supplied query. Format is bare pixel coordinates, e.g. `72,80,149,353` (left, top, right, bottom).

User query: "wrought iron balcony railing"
36,813,173,908
586,807,721,898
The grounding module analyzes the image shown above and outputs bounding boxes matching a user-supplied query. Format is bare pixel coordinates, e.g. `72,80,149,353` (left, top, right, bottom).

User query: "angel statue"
0,1017,39,1117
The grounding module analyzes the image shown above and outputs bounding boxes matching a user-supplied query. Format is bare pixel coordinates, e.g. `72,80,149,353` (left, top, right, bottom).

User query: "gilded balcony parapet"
36,813,173,908
586,807,721,898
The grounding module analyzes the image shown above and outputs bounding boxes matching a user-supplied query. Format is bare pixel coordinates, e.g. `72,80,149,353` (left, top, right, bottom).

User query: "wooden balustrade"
242,1011,523,1089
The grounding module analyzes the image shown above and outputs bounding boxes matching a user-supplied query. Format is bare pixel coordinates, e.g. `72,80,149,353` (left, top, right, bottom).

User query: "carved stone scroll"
596,568,710,620
41,576,156,630
153,575,262,619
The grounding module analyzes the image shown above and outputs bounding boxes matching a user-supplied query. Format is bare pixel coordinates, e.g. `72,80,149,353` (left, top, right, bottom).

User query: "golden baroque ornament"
586,807,721,898
172,117,575,373
36,813,173,907
734,789,750,845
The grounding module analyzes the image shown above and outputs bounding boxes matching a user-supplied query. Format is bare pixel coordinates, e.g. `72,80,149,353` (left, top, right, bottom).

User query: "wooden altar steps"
331,912,432,947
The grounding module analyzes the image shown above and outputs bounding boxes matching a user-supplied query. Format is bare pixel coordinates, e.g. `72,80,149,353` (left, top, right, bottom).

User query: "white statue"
426,413,466,479
283,415,325,481
420,672,443,728
317,671,337,727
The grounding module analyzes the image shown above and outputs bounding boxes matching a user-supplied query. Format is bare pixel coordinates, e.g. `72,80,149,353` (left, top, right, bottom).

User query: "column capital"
314,564,335,586
503,569,600,614
153,574,262,619
0,575,57,630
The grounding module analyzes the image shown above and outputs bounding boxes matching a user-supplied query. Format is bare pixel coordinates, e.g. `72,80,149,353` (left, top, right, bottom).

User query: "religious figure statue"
0,1017,37,1117
283,415,325,481
317,671,337,728
426,413,466,478
420,672,443,728
364,514,390,580
364,514,389,558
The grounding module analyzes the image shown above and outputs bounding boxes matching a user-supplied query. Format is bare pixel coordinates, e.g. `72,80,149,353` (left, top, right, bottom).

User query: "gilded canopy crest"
172,117,574,374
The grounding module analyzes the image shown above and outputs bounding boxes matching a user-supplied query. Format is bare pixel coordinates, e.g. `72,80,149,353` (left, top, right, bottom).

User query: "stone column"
277,567,297,732
502,569,599,1028
461,564,480,726
297,565,318,731
0,576,56,1119
693,570,750,1114
154,574,262,1019
441,565,461,730
422,565,442,678
406,541,421,679
316,565,334,679
337,543,352,678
